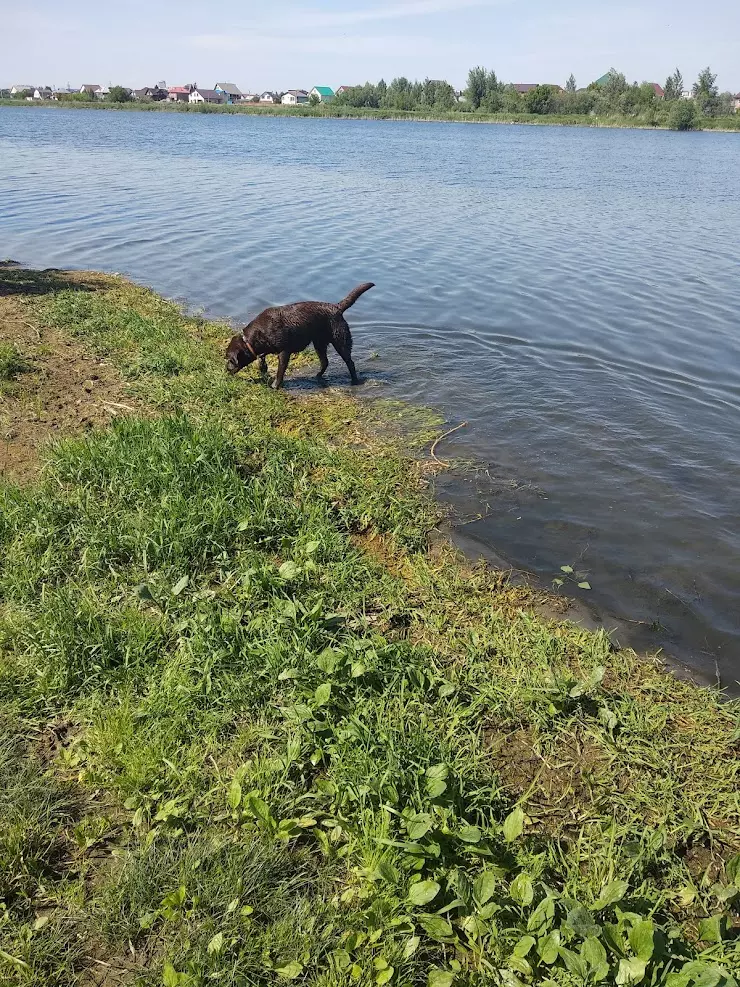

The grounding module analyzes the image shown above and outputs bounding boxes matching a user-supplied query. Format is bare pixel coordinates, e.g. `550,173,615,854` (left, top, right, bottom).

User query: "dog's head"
225,334,256,375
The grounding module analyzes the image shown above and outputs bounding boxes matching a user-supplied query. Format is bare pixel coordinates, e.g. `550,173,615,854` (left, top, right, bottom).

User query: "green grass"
2,99,739,131
0,270,738,986
0,341,29,381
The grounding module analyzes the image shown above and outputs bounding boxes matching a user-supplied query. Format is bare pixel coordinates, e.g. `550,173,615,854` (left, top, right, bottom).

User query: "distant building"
733,93,740,112
33,87,53,99
593,69,618,88
214,83,243,103
282,89,309,105
512,83,563,94
50,88,75,100
10,84,34,95
189,88,225,104
681,90,693,100
168,85,195,102
336,86,352,95
79,84,99,95
310,86,334,102
259,91,278,103
132,86,168,101
94,86,110,99
647,83,665,98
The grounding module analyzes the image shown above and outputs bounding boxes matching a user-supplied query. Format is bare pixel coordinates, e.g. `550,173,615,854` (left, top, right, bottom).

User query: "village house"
281,89,309,105
733,93,740,112
168,85,195,102
310,86,334,102
79,84,99,95
189,88,225,104
95,86,111,99
132,85,168,101
335,86,352,96
10,84,34,95
647,83,665,98
50,88,75,100
214,83,243,103
259,91,279,103
33,87,53,99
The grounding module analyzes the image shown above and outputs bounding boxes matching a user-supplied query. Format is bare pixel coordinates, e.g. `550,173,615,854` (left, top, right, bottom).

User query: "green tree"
481,70,501,111
308,93,320,106
668,99,698,130
466,66,487,109
693,66,718,115
664,67,683,100
717,91,735,116
566,74,576,93
524,84,557,114
108,86,132,103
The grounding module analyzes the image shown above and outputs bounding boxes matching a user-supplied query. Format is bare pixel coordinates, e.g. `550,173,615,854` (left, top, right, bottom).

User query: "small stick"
103,401,137,412
430,421,467,468
21,319,41,341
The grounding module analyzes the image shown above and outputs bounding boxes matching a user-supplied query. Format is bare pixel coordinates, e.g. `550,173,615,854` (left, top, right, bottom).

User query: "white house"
189,88,225,104
95,86,110,99
259,91,277,103
33,87,53,99
79,84,99,95
214,83,243,103
11,84,34,95
281,89,309,105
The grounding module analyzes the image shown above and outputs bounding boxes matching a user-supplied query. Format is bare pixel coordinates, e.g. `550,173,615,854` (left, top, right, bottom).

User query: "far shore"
2,97,739,132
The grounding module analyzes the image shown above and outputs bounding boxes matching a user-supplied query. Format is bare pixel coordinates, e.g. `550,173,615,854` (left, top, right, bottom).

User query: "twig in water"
430,421,468,468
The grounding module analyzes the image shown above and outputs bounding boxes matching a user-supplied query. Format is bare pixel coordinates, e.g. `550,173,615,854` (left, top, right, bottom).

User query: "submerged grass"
0,270,738,986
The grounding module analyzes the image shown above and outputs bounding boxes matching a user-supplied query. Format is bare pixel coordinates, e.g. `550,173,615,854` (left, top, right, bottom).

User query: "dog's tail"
337,282,375,313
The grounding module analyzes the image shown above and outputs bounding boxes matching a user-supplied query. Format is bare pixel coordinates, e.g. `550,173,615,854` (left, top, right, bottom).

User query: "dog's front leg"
272,351,291,389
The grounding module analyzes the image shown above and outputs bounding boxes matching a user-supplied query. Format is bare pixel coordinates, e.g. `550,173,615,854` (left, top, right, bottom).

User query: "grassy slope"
0,271,738,987
2,99,739,131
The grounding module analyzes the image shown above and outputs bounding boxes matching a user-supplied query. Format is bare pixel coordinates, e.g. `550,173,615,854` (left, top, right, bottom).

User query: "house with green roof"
310,86,334,102
594,68,618,87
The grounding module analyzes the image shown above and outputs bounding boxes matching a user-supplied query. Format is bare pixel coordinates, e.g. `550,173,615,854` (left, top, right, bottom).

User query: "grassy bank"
0,267,739,987
2,98,739,131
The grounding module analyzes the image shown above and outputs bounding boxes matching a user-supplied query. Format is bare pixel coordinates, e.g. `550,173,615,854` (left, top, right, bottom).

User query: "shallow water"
2,107,739,688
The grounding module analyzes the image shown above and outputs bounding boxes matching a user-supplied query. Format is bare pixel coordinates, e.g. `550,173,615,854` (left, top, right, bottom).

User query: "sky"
2,0,739,93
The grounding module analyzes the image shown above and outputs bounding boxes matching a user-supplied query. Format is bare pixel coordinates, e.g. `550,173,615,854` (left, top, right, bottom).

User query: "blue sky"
3,0,739,93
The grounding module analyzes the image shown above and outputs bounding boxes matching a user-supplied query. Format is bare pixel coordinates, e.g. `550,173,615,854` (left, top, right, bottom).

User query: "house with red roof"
168,84,195,102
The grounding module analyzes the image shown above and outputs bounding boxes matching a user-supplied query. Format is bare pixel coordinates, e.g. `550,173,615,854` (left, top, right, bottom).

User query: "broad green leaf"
566,904,600,938
275,960,304,979
537,931,560,965
697,915,723,944
427,971,455,987
581,937,609,980
375,859,398,884
278,561,299,580
503,806,525,842
426,779,447,798
332,950,352,970
247,796,273,827
527,894,555,933
408,880,441,906
305,540,320,554
510,872,534,906
616,957,647,985
403,936,420,960
578,581,592,590
726,852,740,884
426,763,449,781
278,668,300,680
593,879,629,910
507,956,532,976
135,583,155,602
314,682,331,707
227,778,242,809
458,825,482,844
376,968,394,985
207,932,224,955
512,935,536,958
163,964,184,987
407,813,433,841
559,947,588,980
171,575,189,596
629,919,655,960
474,871,497,905
561,565,574,573
417,914,454,941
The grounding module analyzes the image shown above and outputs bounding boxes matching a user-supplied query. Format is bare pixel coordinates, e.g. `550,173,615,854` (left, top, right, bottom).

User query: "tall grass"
0,272,738,985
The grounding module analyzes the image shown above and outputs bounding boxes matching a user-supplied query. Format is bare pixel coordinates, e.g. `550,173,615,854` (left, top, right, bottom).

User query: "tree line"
333,66,735,127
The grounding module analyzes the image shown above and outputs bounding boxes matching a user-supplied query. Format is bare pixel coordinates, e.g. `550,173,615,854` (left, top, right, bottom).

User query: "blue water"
2,106,739,688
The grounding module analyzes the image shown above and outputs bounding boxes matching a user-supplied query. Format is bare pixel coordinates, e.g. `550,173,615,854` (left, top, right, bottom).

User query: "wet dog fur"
225,283,375,389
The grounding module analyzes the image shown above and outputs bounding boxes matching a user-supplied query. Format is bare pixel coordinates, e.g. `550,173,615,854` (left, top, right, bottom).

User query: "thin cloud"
187,31,465,57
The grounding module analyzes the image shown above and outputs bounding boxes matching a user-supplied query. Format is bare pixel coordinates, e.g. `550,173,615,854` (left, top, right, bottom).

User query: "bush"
669,100,698,131
108,86,132,103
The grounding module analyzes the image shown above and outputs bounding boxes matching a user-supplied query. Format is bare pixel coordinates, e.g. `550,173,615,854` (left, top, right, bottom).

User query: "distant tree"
566,74,576,93
481,70,501,111
668,99,698,130
108,86,132,103
524,84,557,114
693,66,719,115
663,67,683,101
466,66,487,109
603,70,628,106
717,91,735,116
377,79,387,100
13,88,33,99
308,92,320,107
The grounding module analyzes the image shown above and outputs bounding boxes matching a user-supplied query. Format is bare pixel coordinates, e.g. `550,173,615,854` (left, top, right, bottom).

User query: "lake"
2,106,739,689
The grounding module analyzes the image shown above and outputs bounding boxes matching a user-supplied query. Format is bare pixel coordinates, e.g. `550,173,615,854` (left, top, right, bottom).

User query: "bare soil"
0,271,139,482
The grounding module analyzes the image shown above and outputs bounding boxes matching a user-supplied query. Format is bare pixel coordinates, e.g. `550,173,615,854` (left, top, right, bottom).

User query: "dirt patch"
0,280,141,483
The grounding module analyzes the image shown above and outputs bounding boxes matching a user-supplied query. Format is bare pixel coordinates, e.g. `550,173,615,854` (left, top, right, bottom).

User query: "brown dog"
225,283,374,389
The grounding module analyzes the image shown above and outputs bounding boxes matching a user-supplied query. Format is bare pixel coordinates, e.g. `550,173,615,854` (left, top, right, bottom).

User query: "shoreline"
1,265,739,984
2,98,740,133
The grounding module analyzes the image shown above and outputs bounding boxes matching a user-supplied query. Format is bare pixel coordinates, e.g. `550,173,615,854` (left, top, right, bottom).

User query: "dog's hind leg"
314,342,329,378
331,318,360,384
272,350,291,389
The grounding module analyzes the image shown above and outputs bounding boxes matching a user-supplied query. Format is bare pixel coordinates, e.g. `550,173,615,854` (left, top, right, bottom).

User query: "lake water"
2,106,739,689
